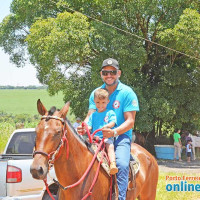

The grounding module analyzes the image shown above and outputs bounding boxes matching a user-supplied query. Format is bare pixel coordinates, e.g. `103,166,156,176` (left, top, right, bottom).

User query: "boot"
110,162,118,175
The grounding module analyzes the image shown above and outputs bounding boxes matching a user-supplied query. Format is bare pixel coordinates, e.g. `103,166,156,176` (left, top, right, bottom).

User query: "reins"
81,121,103,143
53,138,105,193
33,116,111,200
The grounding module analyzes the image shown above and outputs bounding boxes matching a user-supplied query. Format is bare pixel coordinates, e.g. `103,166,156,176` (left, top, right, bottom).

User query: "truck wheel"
42,191,58,200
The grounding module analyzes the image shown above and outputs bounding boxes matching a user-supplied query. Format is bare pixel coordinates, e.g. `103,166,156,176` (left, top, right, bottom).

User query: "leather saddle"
88,140,140,190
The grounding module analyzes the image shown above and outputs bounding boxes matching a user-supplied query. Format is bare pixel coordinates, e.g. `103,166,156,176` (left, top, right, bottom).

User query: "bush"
155,135,173,145
0,122,15,153
0,111,40,153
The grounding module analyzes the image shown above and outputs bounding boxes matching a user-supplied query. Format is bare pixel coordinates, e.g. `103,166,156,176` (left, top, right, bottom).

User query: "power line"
66,6,200,61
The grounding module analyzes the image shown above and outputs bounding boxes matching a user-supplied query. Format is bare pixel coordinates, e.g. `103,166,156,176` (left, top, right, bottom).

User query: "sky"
0,0,41,86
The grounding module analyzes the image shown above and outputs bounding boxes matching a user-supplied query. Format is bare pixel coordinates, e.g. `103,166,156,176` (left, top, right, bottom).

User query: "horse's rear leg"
138,176,158,200
138,165,158,200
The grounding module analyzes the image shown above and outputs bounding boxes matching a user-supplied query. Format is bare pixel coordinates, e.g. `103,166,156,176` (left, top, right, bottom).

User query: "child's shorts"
187,152,191,157
105,137,114,145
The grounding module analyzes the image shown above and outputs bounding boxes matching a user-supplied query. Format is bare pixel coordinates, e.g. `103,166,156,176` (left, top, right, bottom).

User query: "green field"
0,89,66,115
0,89,76,152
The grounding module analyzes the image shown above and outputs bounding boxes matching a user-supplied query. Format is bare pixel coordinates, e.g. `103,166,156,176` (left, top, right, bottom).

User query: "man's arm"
102,111,136,138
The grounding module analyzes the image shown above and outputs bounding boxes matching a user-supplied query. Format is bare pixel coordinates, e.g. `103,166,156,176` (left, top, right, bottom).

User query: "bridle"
33,115,69,167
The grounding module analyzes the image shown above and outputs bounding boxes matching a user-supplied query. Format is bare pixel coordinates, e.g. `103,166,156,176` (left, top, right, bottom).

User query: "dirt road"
158,159,200,173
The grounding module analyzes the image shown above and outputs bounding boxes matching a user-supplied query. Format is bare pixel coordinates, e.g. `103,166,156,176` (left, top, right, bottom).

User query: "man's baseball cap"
101,58,119,69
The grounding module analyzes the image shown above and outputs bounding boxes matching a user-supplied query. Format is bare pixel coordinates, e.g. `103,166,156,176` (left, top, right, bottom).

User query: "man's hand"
102,128,114,138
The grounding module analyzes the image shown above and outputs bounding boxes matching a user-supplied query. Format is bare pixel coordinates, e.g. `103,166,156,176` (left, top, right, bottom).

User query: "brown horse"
30,100,158,200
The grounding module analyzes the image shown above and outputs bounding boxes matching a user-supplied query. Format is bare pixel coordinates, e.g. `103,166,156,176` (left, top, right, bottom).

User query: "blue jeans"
114,134,131,200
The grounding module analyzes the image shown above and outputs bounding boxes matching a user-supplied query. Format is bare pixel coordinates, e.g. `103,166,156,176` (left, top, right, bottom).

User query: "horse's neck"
55,122,111,199
54,123,92,184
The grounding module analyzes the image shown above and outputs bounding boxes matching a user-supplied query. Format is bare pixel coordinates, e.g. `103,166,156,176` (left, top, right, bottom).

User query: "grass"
156,171,200,200
0,89,65,115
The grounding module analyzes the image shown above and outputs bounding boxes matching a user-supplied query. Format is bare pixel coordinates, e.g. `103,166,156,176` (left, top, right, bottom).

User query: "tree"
0,0,200,137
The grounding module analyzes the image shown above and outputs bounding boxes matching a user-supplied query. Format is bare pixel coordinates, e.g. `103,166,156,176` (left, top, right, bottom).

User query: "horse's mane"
65,117,87,145
48,106,58,116
65,117,96,155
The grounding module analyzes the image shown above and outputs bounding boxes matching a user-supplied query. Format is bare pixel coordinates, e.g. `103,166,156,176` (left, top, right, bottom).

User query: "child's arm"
103,121,115,129
84,113,92,134
81,122,92,135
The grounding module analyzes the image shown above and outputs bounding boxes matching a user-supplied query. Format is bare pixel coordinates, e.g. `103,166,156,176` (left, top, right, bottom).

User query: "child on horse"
86,88,118,175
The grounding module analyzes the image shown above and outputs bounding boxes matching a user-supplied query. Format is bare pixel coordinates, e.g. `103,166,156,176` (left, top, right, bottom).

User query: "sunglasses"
101,70,117,76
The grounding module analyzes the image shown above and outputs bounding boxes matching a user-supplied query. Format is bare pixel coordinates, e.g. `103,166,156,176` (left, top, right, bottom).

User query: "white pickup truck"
0,128,58,200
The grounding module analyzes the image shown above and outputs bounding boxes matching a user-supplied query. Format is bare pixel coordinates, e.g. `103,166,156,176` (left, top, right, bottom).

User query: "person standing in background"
186,139,192,163
173,129,182,161
73,117,81,131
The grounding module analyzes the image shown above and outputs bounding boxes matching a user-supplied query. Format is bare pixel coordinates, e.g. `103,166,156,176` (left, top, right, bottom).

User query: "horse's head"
30,99,70,180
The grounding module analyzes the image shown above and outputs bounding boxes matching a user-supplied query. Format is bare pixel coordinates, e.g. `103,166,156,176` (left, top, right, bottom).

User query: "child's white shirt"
186,144,192,153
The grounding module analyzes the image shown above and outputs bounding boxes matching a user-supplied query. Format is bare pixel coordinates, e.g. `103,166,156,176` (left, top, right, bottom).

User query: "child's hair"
94,88,109,100
187,139,192,143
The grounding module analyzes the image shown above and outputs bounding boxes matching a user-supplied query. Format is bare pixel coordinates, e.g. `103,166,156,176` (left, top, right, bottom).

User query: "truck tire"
42,183,59,200
42,192,58,200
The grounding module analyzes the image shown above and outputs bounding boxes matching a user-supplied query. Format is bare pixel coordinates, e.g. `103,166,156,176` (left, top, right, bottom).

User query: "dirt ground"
157,159,200,173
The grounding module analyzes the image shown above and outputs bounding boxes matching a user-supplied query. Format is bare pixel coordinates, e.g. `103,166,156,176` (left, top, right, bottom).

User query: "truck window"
6,131,36,154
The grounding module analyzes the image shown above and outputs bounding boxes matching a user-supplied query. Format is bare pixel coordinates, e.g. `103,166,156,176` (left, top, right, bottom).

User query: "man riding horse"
78,58,139,200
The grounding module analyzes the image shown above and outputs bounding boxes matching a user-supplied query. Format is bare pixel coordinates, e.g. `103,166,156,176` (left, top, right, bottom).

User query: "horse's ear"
58,102,70,119
37,99,48,115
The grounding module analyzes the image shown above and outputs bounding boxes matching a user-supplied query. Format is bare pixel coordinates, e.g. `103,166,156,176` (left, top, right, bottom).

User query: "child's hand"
77,125,86,135
102,128,114,138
